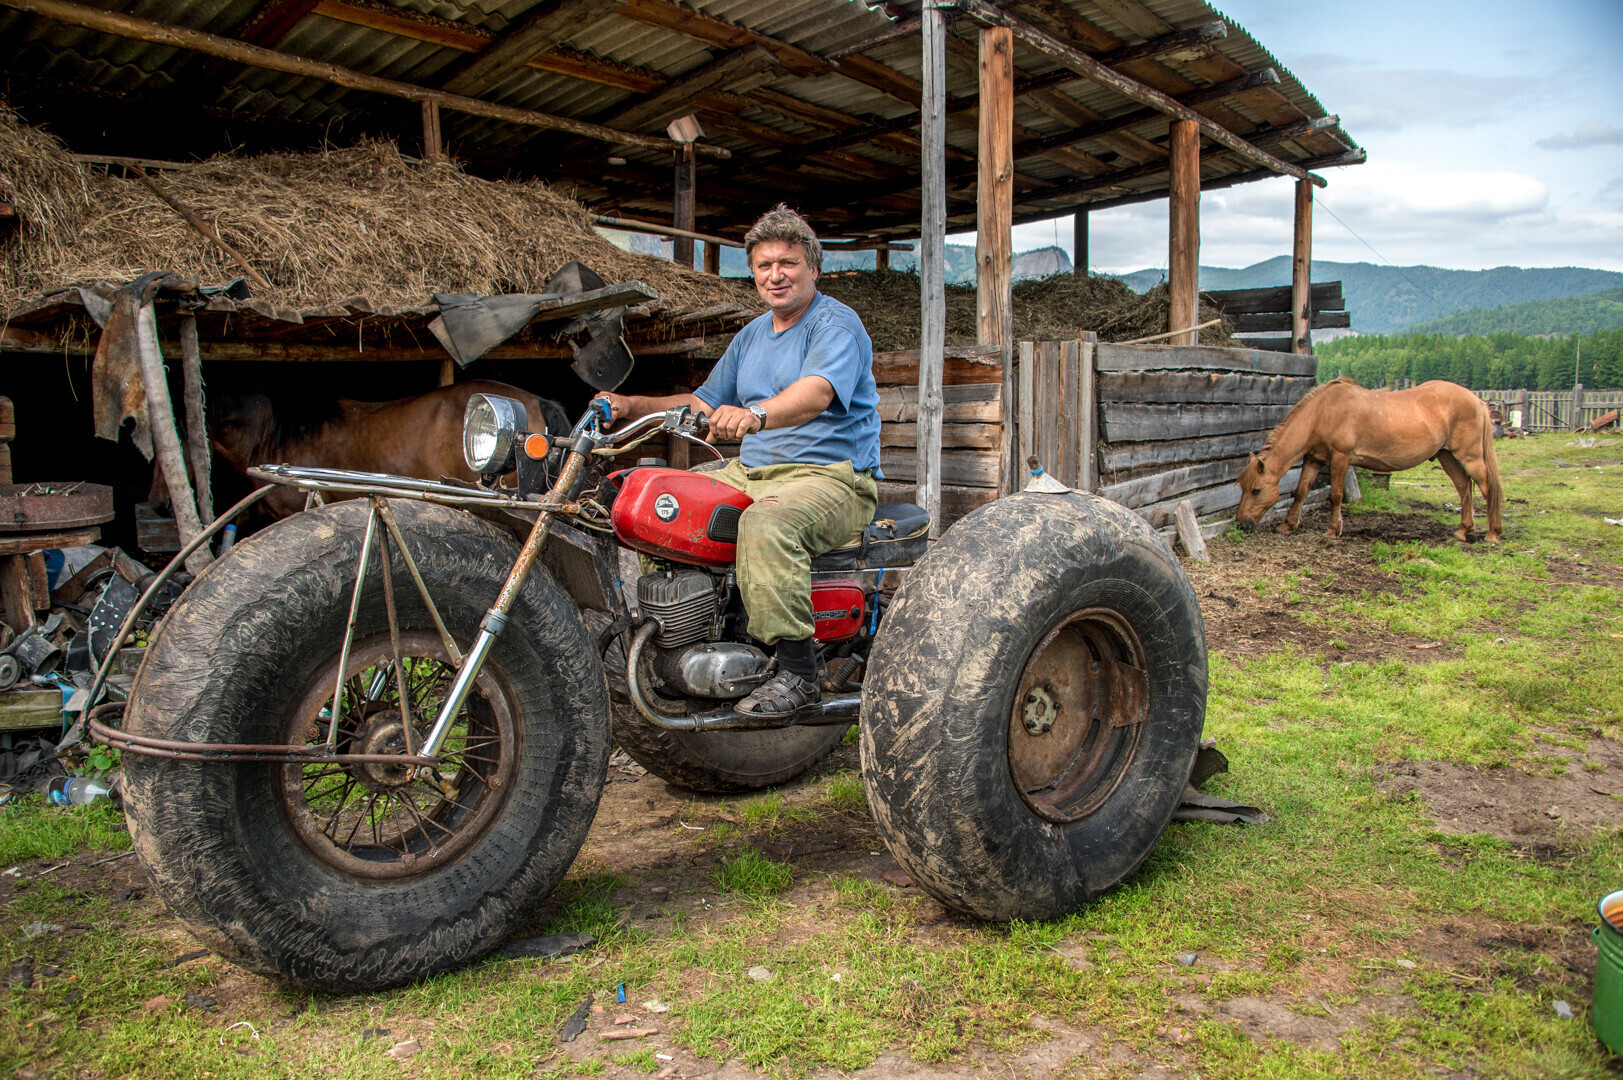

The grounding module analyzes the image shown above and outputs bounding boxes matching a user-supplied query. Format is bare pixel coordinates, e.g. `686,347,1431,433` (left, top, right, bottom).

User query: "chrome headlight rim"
463,393,527,474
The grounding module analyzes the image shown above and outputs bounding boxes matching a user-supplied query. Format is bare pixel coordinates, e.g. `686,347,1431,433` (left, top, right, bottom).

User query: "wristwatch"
747,403,768,432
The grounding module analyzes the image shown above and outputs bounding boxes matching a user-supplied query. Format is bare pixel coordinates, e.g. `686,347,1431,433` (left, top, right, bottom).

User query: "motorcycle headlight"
463,394,527,474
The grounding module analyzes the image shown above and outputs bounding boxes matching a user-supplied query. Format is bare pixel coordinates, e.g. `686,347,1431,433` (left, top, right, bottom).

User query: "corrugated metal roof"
0,0,1361,236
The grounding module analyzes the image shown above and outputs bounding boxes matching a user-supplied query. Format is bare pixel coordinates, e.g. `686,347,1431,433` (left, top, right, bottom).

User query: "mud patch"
1374,737,1623,841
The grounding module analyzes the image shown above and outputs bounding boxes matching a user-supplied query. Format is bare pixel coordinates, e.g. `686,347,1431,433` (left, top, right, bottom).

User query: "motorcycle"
90,392,1208,991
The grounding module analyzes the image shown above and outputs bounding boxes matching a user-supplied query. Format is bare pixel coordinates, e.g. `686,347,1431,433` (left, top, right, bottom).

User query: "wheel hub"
1007,608,1148,824
354,711,416,789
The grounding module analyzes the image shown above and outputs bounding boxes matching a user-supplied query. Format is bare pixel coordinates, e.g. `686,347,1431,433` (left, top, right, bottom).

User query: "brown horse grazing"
153,380,568,520
1235,378,1504,542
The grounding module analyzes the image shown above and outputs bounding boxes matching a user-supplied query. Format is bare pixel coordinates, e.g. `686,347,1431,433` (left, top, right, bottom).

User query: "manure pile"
0,104,755,314
819,268,1235,350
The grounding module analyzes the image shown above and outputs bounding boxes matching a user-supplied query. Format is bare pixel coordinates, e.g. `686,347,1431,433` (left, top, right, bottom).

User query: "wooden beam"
234,0,322,47
957,0,1321,185
702,239,721,275
0,0,731,158
673,145,695,268
874,247,889,272
828,16,920,59
438,0,622,96
1073,209,1087,276
615,0,831,78
421,100,443,163
310,0,490,51
1292,178,1312,354
602,46,779,134
978,23,1015,498
1167,118,1200,346
917,4,948,533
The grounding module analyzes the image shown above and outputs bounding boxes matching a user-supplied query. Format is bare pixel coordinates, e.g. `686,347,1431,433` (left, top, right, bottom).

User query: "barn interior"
0,0,1362,563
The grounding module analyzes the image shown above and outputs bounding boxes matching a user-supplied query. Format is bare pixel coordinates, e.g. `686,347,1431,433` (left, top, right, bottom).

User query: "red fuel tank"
611,468,751,567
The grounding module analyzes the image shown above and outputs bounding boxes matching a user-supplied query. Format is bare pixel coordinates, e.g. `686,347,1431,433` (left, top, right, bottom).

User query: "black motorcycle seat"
811,501,932,571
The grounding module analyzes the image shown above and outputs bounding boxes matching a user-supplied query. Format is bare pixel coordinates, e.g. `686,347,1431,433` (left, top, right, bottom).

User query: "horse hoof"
1275,524,1293,535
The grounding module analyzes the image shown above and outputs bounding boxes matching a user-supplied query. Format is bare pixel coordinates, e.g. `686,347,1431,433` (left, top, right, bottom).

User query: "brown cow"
153,380,568,520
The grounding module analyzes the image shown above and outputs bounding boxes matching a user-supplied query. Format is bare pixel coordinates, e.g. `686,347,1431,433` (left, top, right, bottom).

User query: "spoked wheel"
121,500,610,991
277,633,518,879
861,491,1207,922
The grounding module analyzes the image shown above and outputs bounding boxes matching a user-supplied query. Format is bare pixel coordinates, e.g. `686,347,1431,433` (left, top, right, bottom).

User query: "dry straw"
818,269,1236,351
0,103,756,315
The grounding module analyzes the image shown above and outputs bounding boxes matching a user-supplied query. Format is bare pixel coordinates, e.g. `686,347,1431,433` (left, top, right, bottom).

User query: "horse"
1235,377,1503,542
152,380,570,520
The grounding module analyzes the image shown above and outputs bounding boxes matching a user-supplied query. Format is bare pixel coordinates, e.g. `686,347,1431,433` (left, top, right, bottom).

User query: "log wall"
882,339,1331,535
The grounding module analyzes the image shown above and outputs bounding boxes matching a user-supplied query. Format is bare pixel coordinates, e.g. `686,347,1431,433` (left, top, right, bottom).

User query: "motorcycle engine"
637,568,717,647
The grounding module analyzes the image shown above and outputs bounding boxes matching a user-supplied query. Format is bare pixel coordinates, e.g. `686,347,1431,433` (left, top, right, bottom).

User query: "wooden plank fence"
1476,388,1623,433
882,338,1329,535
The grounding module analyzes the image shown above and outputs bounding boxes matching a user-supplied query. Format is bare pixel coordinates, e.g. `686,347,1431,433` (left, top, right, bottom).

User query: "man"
600,205,881,719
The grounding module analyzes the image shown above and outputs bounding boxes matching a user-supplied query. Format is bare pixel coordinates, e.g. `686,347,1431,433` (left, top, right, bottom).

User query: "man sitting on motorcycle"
598,205,881,719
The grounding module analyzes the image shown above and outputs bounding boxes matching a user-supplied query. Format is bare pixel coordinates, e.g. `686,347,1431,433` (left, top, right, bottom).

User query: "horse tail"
1479,402,1504,538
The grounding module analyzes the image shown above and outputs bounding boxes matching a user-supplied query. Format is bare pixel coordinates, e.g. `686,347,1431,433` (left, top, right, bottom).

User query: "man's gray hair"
744,204,823,273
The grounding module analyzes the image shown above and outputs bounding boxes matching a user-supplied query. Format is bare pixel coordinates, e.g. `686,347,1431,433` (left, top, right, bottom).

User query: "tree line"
1314,329,1623,390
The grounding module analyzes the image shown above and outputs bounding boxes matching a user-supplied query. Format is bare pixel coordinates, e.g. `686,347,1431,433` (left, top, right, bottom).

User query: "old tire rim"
1007,607,1149,824
275,631,519,880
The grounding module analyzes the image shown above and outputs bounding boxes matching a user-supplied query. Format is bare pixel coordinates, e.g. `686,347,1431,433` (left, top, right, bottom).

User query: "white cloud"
1537,121,1623,150
1324,162,1548,222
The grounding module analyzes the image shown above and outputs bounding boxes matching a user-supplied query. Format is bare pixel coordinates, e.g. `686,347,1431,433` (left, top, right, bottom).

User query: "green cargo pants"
709,459,878,645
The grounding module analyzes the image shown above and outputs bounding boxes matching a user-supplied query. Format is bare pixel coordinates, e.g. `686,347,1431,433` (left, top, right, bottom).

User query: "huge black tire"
610,703,847,795
861,492,1206,921
122,500,610,991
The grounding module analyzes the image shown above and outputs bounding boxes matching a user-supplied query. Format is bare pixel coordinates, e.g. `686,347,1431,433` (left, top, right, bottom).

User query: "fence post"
1516,388,1529,432
1573,384,1585,431
1079,331,1097,492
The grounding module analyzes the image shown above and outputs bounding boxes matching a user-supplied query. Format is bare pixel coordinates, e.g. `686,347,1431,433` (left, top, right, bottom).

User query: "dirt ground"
5,492,1618,1078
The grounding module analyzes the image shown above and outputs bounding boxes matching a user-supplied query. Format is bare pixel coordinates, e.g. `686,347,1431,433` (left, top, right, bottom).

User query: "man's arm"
599,391,708,426
706,375,834,441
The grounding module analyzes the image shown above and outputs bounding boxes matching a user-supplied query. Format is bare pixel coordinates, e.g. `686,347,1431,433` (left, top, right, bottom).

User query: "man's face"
750,240,818,320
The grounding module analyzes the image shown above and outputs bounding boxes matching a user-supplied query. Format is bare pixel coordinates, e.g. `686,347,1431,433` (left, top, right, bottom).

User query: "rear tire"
861,492,1206,921
122,500,610,991
610,704,847,795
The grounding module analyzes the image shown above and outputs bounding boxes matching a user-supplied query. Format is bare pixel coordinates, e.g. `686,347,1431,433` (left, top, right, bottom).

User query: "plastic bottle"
46,776,111,807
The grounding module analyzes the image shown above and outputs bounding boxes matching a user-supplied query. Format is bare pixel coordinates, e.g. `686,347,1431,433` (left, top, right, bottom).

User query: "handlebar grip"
692,412,710,433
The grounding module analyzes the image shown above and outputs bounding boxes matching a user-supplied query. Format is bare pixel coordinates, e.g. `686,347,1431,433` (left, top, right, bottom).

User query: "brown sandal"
734,669,822,720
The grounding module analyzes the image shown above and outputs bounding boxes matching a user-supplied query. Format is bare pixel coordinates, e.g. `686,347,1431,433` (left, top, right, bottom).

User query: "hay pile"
820,268,1235,350
0,104,758,314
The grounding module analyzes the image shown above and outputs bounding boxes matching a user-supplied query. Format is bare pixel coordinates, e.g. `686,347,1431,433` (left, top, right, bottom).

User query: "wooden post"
874,247,890,272
1573,383,1585,431
178,314,212,526
0,397,12,485
703,240,721,276
1167,118,1200,346
978,24,1015,495
421,100,443,163
1073,210,1088,277
672,145,696,268
438,358,455,387
1290,178,1312,354
135,308,212,573
1174,499,1209,561
917,3,948,532
1078,330,1097,492
1516,387,1529,432
1017,340,1035,488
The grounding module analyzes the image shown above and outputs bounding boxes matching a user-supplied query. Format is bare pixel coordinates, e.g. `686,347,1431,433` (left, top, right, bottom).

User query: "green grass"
711,850,793,900
3,436,1620,1079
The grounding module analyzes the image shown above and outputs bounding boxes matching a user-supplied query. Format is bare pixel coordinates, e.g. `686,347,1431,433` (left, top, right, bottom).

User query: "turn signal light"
522,433,551,460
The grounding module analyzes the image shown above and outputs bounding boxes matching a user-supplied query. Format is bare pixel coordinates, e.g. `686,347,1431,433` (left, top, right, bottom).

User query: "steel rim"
1007,607,1149,824
275,631,519,880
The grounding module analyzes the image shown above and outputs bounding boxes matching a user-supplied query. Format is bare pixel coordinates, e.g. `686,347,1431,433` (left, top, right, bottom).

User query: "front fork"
413,443,591,768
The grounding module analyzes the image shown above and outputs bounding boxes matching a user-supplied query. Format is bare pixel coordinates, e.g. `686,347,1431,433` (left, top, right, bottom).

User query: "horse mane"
1259,376,1358,452
210,391,345,462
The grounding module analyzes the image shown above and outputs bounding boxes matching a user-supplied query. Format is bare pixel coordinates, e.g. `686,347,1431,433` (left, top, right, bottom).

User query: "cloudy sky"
989,0,1623,274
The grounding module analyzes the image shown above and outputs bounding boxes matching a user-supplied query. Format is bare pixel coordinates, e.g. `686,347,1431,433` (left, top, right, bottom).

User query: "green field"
3,433,1620,1079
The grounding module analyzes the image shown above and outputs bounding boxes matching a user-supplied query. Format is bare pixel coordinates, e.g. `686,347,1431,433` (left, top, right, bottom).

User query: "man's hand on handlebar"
706,405,764,442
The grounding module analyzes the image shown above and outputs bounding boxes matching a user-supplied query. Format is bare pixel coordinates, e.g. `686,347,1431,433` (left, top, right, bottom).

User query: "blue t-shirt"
694,291,882,475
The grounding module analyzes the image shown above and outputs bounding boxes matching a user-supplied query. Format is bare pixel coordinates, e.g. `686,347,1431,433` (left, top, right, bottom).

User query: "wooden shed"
0,0,1363,547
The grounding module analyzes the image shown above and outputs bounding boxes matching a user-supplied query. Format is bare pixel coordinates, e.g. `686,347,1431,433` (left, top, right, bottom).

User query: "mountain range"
608,230,1623,337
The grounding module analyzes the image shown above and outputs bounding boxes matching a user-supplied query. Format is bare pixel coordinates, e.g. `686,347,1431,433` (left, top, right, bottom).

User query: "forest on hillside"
1316,329,1623,390
1398,286,1623,337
